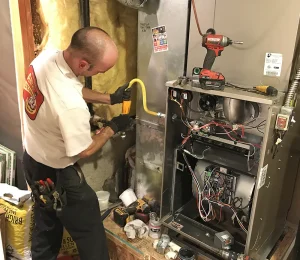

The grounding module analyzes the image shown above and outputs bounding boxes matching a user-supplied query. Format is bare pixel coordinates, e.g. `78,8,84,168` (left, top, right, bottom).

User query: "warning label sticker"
263,53,283,77
152,25,168,53
258,164,268,189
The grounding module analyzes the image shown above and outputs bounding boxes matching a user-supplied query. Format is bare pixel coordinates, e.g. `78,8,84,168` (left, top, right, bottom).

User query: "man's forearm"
78,127,114,158
82,87,111,104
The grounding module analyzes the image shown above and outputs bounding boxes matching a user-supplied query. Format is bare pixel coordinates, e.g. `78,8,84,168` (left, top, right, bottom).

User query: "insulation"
90,0,137,119
34,0,137,119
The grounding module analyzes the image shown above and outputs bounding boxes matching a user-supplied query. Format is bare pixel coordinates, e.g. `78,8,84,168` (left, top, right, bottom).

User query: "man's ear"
78,60,90,71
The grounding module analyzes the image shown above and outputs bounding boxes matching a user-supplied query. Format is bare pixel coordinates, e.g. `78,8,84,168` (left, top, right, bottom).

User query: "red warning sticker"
152,25,168,53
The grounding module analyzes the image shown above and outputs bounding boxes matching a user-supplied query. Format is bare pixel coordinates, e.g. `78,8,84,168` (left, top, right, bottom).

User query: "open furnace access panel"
161,81,286,259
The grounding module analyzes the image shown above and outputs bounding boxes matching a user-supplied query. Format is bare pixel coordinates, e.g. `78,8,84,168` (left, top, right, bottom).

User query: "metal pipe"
116,0,148,9
284,67,300,107
183,0,192,76
80,0,90,27
79,0,94,115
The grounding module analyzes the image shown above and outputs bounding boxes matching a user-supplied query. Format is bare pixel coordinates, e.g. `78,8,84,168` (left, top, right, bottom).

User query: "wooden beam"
18,0,35,73
270,226,297,260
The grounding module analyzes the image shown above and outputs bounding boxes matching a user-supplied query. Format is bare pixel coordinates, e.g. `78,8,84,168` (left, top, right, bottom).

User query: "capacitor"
148,212,161,239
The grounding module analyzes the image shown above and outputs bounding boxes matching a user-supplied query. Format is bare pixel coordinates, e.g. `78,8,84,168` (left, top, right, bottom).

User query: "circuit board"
203,166,237,205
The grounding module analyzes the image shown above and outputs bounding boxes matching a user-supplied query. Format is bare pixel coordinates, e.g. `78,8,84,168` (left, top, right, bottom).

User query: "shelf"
166,80,284,105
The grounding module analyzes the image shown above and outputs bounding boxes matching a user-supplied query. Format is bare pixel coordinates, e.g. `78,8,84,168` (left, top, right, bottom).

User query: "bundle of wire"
170,91,260,146
170,91,259,171
182,152,248,234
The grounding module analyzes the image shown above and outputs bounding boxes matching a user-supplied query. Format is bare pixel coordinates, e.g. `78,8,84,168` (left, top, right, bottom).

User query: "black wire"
257,128,264,134
232,197,251,210
244,118,257,126
244,120,266,129
244,120,266,135
256,120,266,128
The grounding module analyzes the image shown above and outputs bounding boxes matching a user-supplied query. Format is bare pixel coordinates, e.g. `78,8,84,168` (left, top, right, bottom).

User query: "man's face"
77,48,118,77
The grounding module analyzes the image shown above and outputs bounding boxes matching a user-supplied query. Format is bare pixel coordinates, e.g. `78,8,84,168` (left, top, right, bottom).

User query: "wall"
0,0,26,189
187,0,300,92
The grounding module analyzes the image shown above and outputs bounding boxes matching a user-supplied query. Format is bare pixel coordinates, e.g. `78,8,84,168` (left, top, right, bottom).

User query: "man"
22,27,131,260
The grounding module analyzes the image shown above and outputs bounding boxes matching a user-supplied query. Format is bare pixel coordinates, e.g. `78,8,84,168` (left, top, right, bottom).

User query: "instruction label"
152,25,168,53
264,53,283,77
258,164,268,189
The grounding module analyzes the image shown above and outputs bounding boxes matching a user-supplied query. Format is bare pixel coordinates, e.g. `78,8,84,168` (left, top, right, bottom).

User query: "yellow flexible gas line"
122,78,165,118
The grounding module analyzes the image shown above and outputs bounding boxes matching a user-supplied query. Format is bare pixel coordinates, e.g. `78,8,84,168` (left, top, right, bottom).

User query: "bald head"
64,26,118,77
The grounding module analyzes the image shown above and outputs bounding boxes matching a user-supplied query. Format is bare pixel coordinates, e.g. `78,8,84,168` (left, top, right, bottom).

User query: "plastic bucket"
119,188,137,206
96,191,110,210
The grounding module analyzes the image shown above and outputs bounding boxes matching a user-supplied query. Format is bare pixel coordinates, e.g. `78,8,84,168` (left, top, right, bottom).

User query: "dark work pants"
22,151,109,260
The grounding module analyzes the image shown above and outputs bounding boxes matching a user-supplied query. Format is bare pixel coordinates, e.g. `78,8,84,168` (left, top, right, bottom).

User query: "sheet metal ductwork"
116,0,148,9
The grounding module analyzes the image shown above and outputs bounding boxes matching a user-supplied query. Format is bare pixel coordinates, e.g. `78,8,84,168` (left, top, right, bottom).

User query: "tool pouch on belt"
29,173,67,215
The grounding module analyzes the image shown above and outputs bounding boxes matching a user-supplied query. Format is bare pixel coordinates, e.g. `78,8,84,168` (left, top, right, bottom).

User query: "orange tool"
122,99,132,114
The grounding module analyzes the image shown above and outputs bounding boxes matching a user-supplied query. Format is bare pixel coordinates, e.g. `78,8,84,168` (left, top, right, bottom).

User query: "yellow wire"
127,78,165,118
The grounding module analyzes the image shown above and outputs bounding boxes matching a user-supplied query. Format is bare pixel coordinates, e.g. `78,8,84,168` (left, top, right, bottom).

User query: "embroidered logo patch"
23,65,44,120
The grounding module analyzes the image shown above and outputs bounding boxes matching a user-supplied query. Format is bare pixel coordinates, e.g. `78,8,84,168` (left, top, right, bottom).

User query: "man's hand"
110,83,131,105
106,114,131,134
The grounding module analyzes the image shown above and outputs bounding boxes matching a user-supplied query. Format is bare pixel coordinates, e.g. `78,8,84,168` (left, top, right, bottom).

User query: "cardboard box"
0,208,5,259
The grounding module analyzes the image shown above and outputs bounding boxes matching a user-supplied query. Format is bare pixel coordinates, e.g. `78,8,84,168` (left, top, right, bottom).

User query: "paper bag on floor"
0,198,34,260
59,229,78,257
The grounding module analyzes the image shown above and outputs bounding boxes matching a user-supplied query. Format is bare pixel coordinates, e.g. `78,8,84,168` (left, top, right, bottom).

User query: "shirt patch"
23,65,44,120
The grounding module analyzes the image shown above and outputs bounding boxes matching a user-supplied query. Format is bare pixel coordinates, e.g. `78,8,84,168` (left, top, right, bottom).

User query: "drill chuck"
233,41,243,45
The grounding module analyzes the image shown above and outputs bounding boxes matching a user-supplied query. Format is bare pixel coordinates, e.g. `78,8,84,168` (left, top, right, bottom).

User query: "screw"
260,218,263,221
205,233,210,237
278,168,281,170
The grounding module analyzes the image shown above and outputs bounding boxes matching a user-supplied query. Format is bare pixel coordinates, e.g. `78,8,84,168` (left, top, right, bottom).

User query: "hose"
284,67,300,107
127,78,165,118
191,0,204,36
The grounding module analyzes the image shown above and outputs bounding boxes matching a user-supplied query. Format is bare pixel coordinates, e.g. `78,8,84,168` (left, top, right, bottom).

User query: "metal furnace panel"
137,1,189,205
137,1,189,122
187,0,300,91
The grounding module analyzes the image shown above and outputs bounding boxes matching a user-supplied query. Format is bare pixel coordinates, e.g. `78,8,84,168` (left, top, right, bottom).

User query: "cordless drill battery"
192,67,225,90
113,207,130,227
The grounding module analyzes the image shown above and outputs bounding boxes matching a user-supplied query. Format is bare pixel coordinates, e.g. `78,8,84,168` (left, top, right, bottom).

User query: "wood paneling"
18,0,35,72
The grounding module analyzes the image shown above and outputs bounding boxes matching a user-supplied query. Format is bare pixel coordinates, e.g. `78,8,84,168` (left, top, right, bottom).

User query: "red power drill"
193,28,243,90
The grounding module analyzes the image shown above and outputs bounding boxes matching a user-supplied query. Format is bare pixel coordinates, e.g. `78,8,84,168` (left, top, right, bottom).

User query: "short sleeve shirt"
23,49,93,168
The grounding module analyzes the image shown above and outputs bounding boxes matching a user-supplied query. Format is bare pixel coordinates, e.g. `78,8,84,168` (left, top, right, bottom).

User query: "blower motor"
116,0,148,9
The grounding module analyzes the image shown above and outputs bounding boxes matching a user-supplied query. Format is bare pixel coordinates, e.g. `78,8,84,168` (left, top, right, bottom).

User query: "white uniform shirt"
23,49,93,168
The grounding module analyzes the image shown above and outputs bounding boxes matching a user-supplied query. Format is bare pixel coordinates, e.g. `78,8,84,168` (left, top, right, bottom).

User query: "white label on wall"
258,164,268,189
264,53,283,77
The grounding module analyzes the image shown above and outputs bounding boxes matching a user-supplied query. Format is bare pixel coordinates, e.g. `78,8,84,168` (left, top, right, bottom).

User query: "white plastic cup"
96,191,110,210
119,188,137,207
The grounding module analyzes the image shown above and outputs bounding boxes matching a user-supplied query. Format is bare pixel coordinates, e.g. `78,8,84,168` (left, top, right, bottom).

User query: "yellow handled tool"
122,100,132,114
121,78,165,118
254,85,278,96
